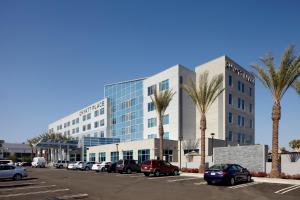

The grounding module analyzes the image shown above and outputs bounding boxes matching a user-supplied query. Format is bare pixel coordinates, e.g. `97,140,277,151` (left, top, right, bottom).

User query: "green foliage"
151,89,175,119
8,154,17,162
289,139,300,150
182,71,224,114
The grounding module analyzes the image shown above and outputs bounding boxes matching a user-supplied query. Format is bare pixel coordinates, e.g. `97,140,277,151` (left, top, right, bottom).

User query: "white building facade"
48,56,255,163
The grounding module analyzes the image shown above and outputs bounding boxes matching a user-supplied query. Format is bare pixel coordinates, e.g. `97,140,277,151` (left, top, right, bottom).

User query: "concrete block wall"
266,153,300,175
213,144,268,172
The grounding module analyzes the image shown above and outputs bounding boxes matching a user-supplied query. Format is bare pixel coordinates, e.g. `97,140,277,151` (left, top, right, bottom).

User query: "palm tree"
251,45,300,178
151,89,175,160
183,71,224,173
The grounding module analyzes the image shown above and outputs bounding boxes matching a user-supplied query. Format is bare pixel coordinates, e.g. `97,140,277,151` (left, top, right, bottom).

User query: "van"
31,157,46,168
0,160,14,165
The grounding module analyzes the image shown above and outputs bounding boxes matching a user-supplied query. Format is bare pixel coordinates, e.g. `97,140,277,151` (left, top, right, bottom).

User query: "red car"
141,160,180,177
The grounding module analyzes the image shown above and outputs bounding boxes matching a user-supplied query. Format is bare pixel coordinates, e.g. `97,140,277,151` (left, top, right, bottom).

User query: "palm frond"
151,89,175,119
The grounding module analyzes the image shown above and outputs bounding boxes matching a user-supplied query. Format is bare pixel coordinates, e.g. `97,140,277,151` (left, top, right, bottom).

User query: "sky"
0,0,299,149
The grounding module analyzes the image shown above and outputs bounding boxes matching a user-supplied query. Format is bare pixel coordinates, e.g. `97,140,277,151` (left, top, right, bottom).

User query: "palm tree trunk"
199,113,206,173
270,102,281,178
159,116,164,160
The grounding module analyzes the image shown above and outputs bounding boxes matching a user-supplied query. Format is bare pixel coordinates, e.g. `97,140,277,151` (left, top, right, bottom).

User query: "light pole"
211,133,215,163
179,136,183,170
116,143,119,161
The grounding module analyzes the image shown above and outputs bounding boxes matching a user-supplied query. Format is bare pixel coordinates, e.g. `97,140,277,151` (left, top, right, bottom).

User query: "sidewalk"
180,172,300,185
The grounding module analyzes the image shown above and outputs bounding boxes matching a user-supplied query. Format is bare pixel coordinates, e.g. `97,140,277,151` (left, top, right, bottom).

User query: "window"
148,134,157,139
76,118,79,124
94,110,99,117
242,100,245,110
64,123,67,128
148,102,155,112
249,87,252,96
242,83,245,93
228,131,233,141
76,127,79,133
99,152,106,162
164,149,173,162
72,129,75,134
248,135,252,144
121,112,135,122
100,108,105,115
83,125,86,132
87,113,91,120
242,117,245,127
229,75,232,86
87,124,91,130
94,121,99,128
122,126,135,135
83,115,86,121
72,119,76,125
100,131,104,138
112,118,116,124
100,119,105,126
163,132,169,139
138,149,150,164
148,85,156,96
238,115,241,126
242,134,245,144
148,118,157,128
163,115,169,125
111,152,119,163
94,132,98,137
67,121,70,127
238,81,241,91
238,98,241,108
121,98,136,109
249,104,252,113
89,153,96,162
159,79,169,91
229,94,232,105
122,150,133,160
249,119,253,128
228,112,233,123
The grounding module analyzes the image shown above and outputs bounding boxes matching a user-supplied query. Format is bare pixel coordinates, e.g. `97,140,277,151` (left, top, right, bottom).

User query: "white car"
67,161,82,170
31,157,46,168
92,161,111,172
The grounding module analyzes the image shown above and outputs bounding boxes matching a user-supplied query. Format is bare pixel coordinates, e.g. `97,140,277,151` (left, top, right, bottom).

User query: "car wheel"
247,175,251,182
144,172,150,177
154,170,160,177
228,177,235,186
173,170,179,176
126,168,132,174
85,167,90,171
13,174,22,181
101,168,105,172
207,181,212,185
60,165,63,169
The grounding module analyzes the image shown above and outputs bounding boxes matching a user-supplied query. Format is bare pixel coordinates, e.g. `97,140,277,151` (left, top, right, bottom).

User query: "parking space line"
147,176,181,180
194,182,207,185
0,184,56,191
0,188,70,197
55,193,89,200
275,185,300,194
229,182,260,189
167,177,200,182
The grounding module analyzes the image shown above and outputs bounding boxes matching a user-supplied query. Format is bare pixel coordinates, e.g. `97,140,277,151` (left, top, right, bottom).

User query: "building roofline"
104,77,147,87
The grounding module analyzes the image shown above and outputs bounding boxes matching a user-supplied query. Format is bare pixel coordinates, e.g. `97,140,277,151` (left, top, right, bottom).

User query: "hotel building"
47,56,255,163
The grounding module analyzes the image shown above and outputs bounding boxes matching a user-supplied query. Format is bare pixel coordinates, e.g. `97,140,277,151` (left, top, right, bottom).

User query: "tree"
251,45,300,178
151,89,175,160
289,140,300,151
183,71,224,173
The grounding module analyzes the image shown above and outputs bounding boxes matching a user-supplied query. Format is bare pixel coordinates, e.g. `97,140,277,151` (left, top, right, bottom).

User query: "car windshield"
209,164,229,170
142,160,151,165
117,160,123,164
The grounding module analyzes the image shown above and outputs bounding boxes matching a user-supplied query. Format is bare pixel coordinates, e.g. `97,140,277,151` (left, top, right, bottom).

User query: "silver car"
77,161,95,171
0,164,28,181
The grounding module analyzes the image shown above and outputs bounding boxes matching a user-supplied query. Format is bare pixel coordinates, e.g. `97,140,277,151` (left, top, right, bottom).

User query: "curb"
180,172,300,185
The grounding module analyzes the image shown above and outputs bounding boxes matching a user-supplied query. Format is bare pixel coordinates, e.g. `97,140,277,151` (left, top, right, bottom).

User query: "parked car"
54,160,69,169
204,164,252,185
67,162,81,170
20,162,32,167
92,161,111,172
0,160,14,165
31,157,46,168
107,162,117,173
116,160,140,174
0,164,28,181
77,161,95,171
141,160,179,176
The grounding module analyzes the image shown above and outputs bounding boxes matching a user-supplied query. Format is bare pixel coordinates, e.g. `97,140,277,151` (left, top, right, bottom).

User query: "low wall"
213,144,268,172
266,153,300,175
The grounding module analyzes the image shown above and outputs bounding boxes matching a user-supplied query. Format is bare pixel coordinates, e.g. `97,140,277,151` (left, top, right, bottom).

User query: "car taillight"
217,171,228,176
204,171,209,174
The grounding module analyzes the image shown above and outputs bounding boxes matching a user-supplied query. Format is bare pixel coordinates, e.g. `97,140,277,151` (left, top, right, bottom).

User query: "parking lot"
0,168,299,200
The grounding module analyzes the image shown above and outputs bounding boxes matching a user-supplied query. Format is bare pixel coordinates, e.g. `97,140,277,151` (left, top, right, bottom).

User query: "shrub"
180,167,199,173
280,173,300,180
251,171,268,177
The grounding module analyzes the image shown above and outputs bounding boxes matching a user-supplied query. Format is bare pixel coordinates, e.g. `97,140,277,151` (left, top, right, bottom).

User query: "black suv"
116,160,140,174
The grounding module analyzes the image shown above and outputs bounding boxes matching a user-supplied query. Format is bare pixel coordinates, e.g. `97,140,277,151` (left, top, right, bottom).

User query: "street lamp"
116,143,119,161
211,133,215,162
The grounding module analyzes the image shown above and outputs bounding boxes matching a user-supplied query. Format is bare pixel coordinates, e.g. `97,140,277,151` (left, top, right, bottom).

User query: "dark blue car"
204,164,251,185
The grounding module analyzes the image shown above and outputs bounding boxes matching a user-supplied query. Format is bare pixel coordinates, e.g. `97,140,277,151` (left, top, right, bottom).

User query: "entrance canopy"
35,138,79,150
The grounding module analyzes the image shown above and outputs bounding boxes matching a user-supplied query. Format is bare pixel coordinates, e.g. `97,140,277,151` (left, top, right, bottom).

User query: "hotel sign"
79,100,105,116
226,62,255,84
